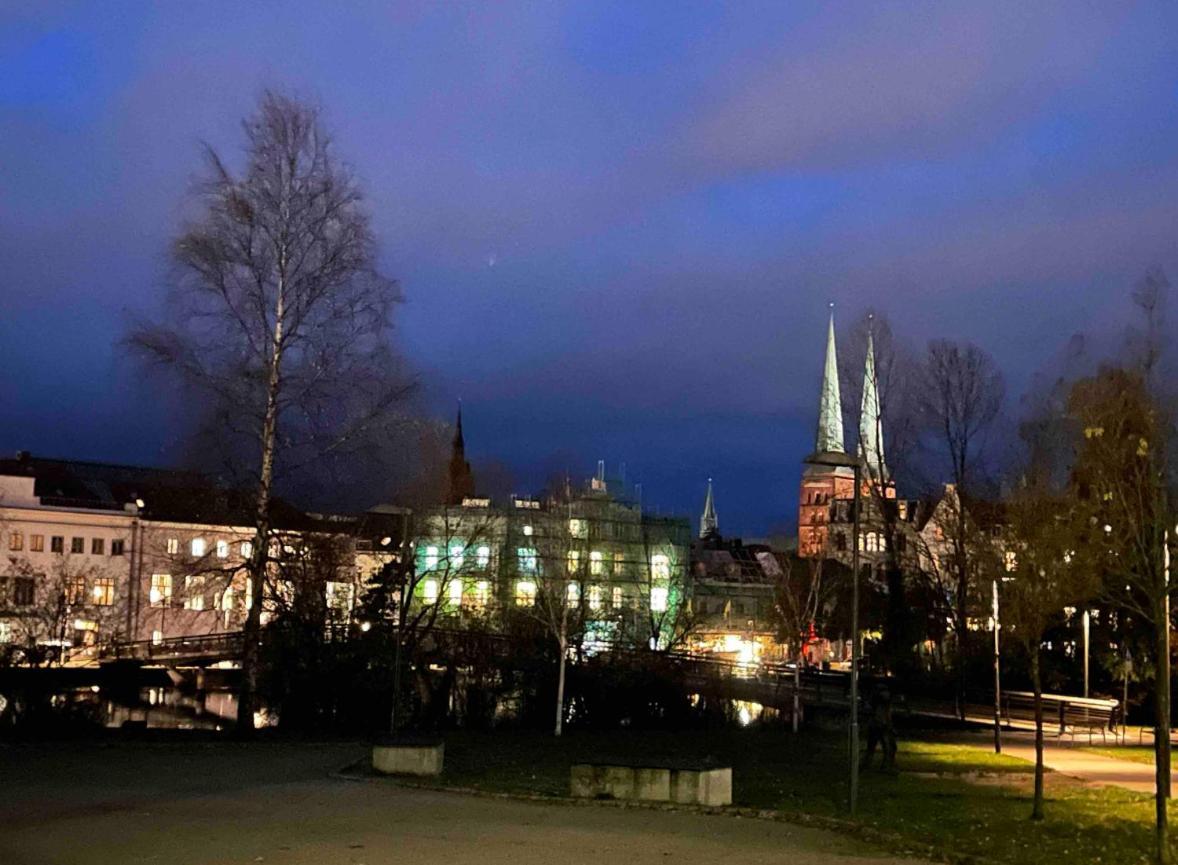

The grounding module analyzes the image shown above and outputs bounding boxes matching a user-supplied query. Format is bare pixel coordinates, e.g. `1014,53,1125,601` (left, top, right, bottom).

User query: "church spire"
815,305,845,454
859,321,887,479
699,477,718,539
446,402,474,505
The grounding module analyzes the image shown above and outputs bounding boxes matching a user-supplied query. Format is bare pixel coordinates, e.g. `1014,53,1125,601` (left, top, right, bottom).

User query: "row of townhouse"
0,454,405,658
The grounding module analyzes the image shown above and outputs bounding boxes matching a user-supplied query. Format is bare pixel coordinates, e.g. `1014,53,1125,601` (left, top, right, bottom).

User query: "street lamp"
803,449,863,815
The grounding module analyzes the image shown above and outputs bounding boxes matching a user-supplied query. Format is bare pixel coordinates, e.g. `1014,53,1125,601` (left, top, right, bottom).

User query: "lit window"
567,583,580,604
590,551,603,576
65,577,86,605
522,525,533,537
424,546,439,571
241,541,253,559
216,585,234,611
449,579,464,606
650,586,669,613
1004,550,1017,572
515,580,537,606
216,540,229,559
151,630,163,646
613,552,624,576
422,579,439,604
326,581,354,615
474,580,490,607
92,577,115,606
651,554,670,581
190,538,206,557
0,622,11,643
517,547,537,573
569,519,587,539
166,538,179,555
150,574,172,607
567,549,580,574
9,532,22,551
612,586,623,609
476,546,491,568
30,535,43,552
449,545,465,569
244,578,253,609
588,585,602,611
184,575,205,610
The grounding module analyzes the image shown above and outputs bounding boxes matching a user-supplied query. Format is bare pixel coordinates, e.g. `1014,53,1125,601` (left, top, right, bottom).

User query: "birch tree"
128,91,408,732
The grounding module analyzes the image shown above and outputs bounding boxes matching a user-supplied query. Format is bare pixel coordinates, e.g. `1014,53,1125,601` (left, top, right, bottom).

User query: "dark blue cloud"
3,2,1178,534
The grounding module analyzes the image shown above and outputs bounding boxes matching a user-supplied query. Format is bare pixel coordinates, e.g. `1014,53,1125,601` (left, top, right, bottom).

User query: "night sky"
3,3,1178,535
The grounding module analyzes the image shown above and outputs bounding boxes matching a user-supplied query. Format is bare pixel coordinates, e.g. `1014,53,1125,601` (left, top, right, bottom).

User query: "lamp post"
992,578,1001,753
804,450,863,815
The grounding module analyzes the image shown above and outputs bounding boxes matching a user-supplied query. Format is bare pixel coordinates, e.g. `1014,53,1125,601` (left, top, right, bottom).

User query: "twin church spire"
814,307,887,479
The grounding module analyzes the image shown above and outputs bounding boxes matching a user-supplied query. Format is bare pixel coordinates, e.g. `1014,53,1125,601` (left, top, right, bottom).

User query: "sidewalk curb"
329,762,1001,865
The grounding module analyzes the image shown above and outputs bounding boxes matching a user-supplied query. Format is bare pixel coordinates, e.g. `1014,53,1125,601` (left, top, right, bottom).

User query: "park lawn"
433,729,1168,865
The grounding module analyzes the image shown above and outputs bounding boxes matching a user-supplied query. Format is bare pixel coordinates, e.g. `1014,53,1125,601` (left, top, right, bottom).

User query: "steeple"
446,403,474,505
815,305,845,454
859,321,887,480
699,477,718,539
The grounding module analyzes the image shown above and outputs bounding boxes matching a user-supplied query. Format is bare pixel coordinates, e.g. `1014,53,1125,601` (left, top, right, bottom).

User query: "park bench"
1003,691,1119,743
570,757,732,806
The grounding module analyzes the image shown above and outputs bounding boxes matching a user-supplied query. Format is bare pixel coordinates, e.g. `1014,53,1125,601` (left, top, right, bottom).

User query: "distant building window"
241,541,253,560
184,575,205,610
150,574,172,607
522,525,533,537
567,549,580,574
449,579,464,606
91,538,104,556
50,536,64,554
326,581,354,617
613,552,624,576
515,580,537,606
424,546,439,571
9,532,22,551
0,622,11,643
216,540,229,559
590,551,603,576
71,537,84,554
476,546,491,568
65,577,86,605
110,539,125,556
92,577,114,606
569,519,587,539
567,583,580,605
588,585,603,611
651,554,671,581
517,547,537,573
13,577,34,607
449,545,465,569
612,586,623,609
166,538,179,555
834,532,847,551
474,580,490,608
191,538,206,557
30,534,43,552
422,579,439,605
1004,550,1017,572
151,630,163,646
650,586,669,613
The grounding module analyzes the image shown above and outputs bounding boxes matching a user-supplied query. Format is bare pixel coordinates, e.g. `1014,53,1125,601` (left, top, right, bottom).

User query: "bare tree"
128,91,410,732
772,553,841,732
920,339,1005,716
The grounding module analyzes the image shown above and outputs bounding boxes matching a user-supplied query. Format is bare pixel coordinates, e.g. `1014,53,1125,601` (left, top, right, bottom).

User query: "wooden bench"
570,759,732,806
1003,691,1119,743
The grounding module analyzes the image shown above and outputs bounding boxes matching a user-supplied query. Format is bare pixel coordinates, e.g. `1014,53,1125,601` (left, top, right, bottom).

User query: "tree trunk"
236,269,286,735
1031,645,1044,821
554,632,567,737
793,645,803,733
1155,595,1171,865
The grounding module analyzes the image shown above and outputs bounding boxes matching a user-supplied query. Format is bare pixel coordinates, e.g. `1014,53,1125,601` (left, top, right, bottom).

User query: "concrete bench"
570,761,732,806
372,736,444,777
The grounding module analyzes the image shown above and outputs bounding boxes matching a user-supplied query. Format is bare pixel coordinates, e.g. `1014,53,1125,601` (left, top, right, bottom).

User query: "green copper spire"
700,477,718,539
859,322,887,479
815,306,845,454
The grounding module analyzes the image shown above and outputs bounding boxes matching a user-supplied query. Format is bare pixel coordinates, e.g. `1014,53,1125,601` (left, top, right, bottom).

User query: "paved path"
0,741,929,865
999,735,1168,795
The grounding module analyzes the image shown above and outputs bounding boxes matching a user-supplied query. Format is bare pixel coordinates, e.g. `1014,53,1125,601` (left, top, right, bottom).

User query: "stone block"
372,739,444,777
670,767,732,806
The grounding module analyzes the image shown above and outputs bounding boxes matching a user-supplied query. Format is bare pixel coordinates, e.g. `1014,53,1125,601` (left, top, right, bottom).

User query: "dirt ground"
0,740,929,865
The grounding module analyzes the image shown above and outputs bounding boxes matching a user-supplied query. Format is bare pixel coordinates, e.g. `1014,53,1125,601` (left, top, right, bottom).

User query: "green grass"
430,728,1168,865
1081,744,1159,765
